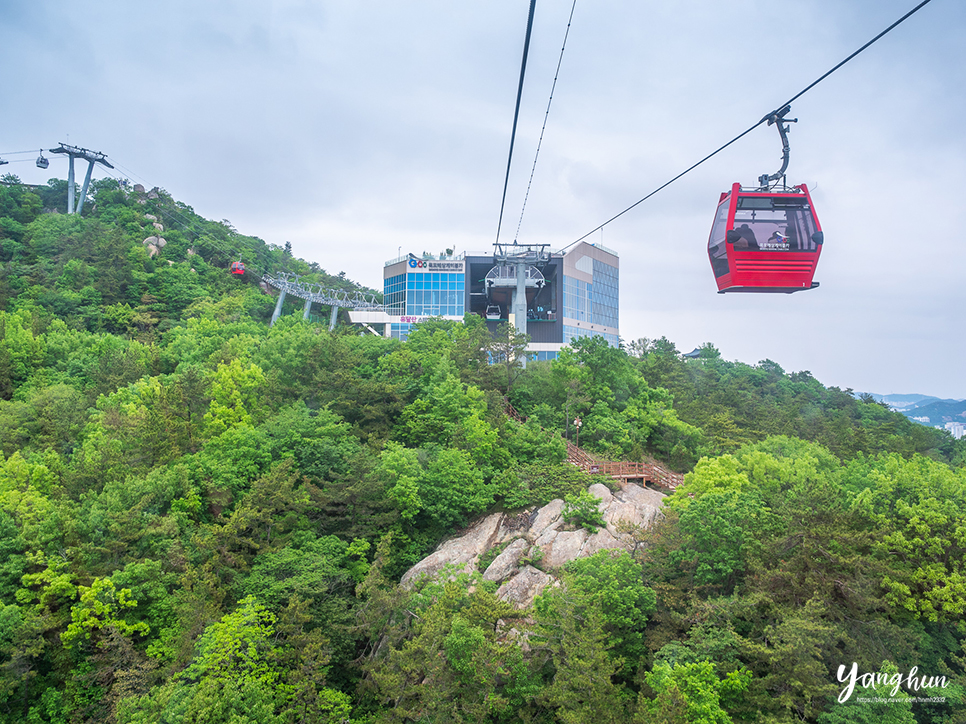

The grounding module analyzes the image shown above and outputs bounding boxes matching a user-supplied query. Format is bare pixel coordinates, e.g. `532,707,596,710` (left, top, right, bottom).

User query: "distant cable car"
36,150,49,169
230,261,245,275
708,105,824,293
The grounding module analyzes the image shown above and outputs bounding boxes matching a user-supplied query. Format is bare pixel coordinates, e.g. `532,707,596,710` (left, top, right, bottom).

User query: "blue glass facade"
384,273,407,315
383,272,465,317
389,322,413,340
405,272,464,316
563,325,619,348
591,258,619,328
533,351,559,362
561,255,619,349
384,263,466,342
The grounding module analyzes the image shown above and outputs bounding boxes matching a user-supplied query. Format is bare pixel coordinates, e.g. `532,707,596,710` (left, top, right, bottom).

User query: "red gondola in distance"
230,261,245,275
707,182,823,293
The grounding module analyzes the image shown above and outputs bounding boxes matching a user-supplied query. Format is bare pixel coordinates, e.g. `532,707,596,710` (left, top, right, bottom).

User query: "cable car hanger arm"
758,105,797,189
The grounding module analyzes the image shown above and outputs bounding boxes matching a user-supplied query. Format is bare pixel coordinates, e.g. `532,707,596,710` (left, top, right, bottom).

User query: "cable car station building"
348,241,619,361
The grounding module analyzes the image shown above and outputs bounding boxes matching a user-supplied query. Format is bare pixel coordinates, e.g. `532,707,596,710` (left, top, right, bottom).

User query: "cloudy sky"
3,0,964,398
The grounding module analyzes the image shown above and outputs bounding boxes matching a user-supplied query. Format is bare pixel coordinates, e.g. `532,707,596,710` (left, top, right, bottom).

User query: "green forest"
0,175,963,723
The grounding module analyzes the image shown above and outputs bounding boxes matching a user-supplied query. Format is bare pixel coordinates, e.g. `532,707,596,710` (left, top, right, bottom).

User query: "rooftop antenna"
49,142,114,214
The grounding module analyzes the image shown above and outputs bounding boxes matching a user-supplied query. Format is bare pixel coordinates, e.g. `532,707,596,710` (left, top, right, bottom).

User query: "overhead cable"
566,0,936,249
495,0,538,246
513,0,579,243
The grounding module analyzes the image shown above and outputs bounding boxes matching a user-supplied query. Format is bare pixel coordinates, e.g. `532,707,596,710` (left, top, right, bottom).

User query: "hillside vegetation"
0,176,963,723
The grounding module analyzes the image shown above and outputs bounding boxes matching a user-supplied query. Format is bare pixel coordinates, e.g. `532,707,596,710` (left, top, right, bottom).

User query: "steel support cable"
107,157,156,188
495,0,538,246
102,157,223,241
93,160,258,276
513,0,579,243
566,0,936,249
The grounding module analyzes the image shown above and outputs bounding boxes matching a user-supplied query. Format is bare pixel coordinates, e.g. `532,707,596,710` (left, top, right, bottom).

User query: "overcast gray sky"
3,0,964,398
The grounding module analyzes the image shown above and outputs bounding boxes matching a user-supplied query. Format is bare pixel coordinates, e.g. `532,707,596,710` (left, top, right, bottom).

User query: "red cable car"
708,104,824,293
230,261,245,275
708,182,823,293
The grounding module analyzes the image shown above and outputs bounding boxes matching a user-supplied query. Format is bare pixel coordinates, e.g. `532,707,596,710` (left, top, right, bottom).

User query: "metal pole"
270,290,287,326
514,262,529,369
67,155,75,214
302,298,312,320
76,159,96,215
328,305,338,331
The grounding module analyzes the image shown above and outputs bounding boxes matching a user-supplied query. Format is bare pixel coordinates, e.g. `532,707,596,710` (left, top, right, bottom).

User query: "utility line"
566,0,936,250
513,0,578,243
495,0,538,246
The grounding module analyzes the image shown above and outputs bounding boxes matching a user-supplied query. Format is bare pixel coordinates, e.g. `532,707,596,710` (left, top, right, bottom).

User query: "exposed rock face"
399,513,503,588
496,565,555,609
401,481,666,608
482,538,529,582
142,235,162,258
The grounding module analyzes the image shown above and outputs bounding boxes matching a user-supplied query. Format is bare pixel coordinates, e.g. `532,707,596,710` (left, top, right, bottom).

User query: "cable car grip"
758,105,798,189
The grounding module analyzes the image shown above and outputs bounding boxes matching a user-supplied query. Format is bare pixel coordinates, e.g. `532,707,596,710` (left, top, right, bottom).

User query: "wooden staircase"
567,441,682,491
506,399,683,491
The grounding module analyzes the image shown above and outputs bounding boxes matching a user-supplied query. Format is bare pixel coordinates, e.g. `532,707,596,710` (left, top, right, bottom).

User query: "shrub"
562,491,605,533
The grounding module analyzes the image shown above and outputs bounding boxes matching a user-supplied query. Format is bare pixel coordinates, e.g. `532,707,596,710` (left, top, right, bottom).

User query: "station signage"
408,259,464,273
396,315,461,324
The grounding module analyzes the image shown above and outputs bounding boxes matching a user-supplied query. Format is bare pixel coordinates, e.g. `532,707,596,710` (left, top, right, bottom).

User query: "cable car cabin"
708,182,823,293
230,261,245,275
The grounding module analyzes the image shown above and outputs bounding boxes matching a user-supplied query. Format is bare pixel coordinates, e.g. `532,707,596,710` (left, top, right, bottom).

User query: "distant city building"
944,421,966,439
348,241,619,360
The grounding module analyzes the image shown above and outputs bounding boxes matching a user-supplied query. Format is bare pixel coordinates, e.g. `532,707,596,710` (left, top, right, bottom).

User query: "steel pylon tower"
49,143,114,214
491,241,549,368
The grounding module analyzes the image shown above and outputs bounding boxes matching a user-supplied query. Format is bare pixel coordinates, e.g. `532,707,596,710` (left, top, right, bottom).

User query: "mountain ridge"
860,392,966,426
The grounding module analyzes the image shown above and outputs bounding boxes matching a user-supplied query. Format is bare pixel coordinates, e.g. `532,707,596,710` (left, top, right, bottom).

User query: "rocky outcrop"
482,538,529,582
401,481,666,608
496,565,555,609
399,512,503,588
142,235,167,258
